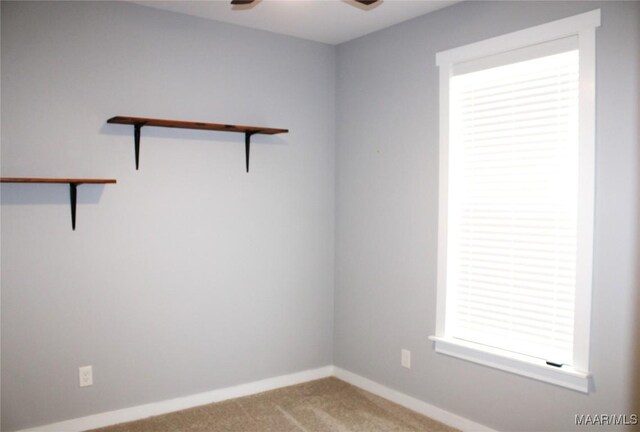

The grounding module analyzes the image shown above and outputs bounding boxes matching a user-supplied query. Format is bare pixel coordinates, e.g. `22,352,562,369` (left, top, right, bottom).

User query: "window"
430,10,600,393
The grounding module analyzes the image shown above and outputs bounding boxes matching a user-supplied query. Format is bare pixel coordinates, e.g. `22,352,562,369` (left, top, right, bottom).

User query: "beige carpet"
89,377,459,432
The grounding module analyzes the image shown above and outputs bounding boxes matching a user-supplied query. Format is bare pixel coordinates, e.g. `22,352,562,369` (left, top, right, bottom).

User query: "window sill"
429,336,590,393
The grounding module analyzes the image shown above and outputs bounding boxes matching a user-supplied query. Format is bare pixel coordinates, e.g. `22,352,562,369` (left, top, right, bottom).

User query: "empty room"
1,1,638,431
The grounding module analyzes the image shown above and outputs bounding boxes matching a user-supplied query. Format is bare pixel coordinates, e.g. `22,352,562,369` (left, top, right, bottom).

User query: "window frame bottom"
429,335,590,392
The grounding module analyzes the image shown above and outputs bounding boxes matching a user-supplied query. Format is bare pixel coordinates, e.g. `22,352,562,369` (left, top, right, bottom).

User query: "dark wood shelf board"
1,178,117,184
107,116,288,135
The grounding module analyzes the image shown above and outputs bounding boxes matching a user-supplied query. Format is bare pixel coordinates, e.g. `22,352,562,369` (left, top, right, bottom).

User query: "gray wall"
3,1,639,432
0,2,335,431
334,1,640,431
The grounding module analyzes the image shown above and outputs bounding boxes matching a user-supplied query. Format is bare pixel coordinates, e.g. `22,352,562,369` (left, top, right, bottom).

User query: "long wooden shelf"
108,116,288,135
107,116,289,172
1,177,117,230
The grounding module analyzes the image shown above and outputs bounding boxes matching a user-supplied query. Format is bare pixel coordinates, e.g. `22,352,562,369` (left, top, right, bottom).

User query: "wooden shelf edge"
107,116,288,135
1,178,117,184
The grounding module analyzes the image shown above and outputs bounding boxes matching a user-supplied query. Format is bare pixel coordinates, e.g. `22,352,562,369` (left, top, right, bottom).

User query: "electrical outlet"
401,349,411,369
79,366,93,387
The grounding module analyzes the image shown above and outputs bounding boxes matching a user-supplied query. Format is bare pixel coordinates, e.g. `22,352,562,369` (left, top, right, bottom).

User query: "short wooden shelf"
107,116,289,172
1,177,117,230
1,178,116,185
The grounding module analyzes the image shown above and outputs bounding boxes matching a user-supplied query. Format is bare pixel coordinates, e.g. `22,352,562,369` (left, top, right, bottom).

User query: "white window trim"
429,337,591,393
431,9,600,393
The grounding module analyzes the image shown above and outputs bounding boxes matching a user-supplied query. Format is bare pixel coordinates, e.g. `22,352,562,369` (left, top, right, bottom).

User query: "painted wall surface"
334,1,640,431
3,1,639,431
0,2,335,430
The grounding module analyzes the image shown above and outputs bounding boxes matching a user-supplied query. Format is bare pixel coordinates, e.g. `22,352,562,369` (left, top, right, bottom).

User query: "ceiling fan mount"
230,0,380,7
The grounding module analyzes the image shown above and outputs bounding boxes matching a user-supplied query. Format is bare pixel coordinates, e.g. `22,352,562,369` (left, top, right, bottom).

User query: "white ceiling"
132,0,459,45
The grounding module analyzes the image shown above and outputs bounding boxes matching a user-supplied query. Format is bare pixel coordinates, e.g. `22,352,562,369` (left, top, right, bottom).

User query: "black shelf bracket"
245,132,256,173
134,123,143,170
69,182,78,230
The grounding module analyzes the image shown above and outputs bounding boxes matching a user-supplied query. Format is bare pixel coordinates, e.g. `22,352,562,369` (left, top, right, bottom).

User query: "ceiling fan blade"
354,0,379,5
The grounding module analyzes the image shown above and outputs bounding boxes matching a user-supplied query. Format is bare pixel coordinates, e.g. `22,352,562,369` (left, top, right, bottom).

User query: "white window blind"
446,38,580,365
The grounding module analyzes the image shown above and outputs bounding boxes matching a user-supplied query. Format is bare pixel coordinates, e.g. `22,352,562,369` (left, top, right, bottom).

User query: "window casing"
430,10,600,393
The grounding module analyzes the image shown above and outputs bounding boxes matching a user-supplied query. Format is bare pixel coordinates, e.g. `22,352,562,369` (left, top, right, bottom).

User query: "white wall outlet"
79,365,93,387
401,349,411,369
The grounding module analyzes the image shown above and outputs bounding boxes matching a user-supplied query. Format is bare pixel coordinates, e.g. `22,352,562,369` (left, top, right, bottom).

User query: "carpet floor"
88,377,459,432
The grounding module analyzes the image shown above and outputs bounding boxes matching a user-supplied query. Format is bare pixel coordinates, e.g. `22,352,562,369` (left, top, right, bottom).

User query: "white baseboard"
334,367,498,432
16,365,496,432
15,366,334,432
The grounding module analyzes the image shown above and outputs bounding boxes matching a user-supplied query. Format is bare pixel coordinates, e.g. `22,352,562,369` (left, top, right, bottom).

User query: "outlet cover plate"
79,365,93,387
401,349,411,368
